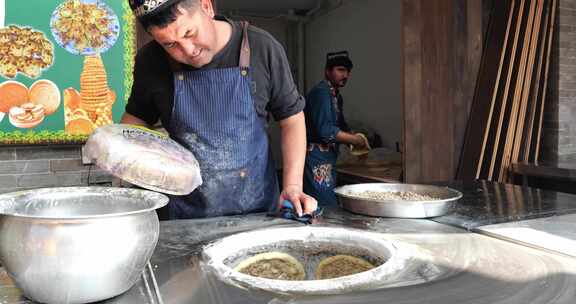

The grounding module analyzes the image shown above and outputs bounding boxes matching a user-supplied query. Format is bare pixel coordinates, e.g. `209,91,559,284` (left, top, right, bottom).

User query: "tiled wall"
542,0,576,163
0,145,115,194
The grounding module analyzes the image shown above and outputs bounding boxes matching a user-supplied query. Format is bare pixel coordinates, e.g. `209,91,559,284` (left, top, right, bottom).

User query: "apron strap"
239,21,251,70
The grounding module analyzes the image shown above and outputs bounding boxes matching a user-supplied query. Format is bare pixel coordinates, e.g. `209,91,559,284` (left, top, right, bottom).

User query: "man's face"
149,0,218,68
326,66,351,88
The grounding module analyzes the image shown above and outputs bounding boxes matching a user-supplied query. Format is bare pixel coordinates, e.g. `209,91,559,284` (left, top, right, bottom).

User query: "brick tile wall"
0,145,115,194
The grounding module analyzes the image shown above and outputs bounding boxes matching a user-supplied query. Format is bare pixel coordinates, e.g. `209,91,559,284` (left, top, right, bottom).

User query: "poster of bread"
0,0,135,145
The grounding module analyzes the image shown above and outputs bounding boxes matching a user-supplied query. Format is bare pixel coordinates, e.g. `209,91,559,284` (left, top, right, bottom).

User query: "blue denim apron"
303,81,341,207
303,144,338,206
165,22,278,219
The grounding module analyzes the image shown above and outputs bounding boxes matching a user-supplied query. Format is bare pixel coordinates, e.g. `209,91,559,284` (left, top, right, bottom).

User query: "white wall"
231,0,402,169
240,17,290,51
305,0,402,149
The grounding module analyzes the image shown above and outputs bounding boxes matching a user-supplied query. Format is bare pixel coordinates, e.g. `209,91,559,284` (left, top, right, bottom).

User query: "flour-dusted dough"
350,133,371,156
234,252,306,281
315,255,374,280
84,124,202,195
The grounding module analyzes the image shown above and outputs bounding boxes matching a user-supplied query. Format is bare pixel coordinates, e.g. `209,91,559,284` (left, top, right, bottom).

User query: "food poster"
0,0,135,145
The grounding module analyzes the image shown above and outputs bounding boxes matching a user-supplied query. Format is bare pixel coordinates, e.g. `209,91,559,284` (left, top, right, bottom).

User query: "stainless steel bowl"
335,183,462,218
0,187,169,304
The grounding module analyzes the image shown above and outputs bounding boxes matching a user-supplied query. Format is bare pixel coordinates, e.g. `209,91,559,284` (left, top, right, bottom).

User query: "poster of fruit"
0,0,135,145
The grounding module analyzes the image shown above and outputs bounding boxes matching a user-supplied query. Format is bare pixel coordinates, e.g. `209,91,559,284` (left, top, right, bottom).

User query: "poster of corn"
0,0,135,145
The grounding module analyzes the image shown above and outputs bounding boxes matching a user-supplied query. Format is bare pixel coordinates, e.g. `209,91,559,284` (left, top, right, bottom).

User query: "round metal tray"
334,183,462,218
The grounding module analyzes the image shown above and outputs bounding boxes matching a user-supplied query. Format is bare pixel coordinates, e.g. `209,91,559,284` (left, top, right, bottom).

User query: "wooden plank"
476,0,518,180
452,0,467,179
522,0,552,162
511,0,545,166
453,0,484,178
420,0,454,181
467,0,485,101
491,0,535,181
403,1,489,182
486,0,527,180
533,0,557,161
401,0,423,183
482,0,495,38
499,0,537,182
456,0,514,180
466,0,484,108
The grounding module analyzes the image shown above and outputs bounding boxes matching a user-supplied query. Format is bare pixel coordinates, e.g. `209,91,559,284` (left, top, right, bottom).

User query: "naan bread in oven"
316,255,374,280
234,252,306,281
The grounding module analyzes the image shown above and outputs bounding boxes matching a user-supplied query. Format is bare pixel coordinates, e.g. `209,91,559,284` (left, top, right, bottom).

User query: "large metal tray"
334,183,462,218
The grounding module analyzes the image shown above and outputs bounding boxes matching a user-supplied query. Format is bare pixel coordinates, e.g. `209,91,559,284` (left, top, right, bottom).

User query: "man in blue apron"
123,0,317,219
303,51,369,206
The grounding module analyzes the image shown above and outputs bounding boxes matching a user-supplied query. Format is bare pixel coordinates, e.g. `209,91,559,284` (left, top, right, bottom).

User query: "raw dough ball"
350,133,371,156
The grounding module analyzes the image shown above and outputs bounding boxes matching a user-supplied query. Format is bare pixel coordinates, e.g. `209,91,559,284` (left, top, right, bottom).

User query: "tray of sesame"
334,183,462,218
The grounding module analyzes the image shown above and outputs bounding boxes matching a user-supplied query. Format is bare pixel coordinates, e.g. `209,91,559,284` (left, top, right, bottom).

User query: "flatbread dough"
350,133,371,156
234,252,306,281
315,255,374,280
84,124,202,195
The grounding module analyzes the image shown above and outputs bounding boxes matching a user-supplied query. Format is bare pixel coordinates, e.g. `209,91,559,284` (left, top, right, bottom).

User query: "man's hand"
278,184,318,217
120,112,149,127
336,131,368,148
352,133,370,149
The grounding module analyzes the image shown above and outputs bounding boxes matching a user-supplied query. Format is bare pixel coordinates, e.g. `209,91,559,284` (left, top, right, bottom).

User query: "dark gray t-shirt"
125,17,304,126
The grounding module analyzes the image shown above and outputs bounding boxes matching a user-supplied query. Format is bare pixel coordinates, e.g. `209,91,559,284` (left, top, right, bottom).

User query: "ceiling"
215,0,321,16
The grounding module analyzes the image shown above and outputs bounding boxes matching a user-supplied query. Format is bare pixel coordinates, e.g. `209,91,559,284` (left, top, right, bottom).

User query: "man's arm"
120,112,150,127
306,89,367,149
279,111,317,216
336,131,367,148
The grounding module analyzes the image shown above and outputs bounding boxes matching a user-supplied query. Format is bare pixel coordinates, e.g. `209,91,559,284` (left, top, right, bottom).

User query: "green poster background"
0,0,135,145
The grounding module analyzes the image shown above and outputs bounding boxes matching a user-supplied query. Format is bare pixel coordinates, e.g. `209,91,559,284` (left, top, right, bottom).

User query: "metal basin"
0,187,169,304
335,183,463,218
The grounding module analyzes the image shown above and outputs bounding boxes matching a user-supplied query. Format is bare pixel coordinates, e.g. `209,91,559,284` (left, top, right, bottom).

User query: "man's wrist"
283,183,303,191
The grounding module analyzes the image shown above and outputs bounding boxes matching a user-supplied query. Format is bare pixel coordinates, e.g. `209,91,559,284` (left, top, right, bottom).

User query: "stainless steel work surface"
3,209,576,303
476,213,576,258
432,180,576,229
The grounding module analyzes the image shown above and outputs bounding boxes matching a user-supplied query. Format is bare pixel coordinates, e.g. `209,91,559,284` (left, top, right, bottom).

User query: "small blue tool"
276,200,323,224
